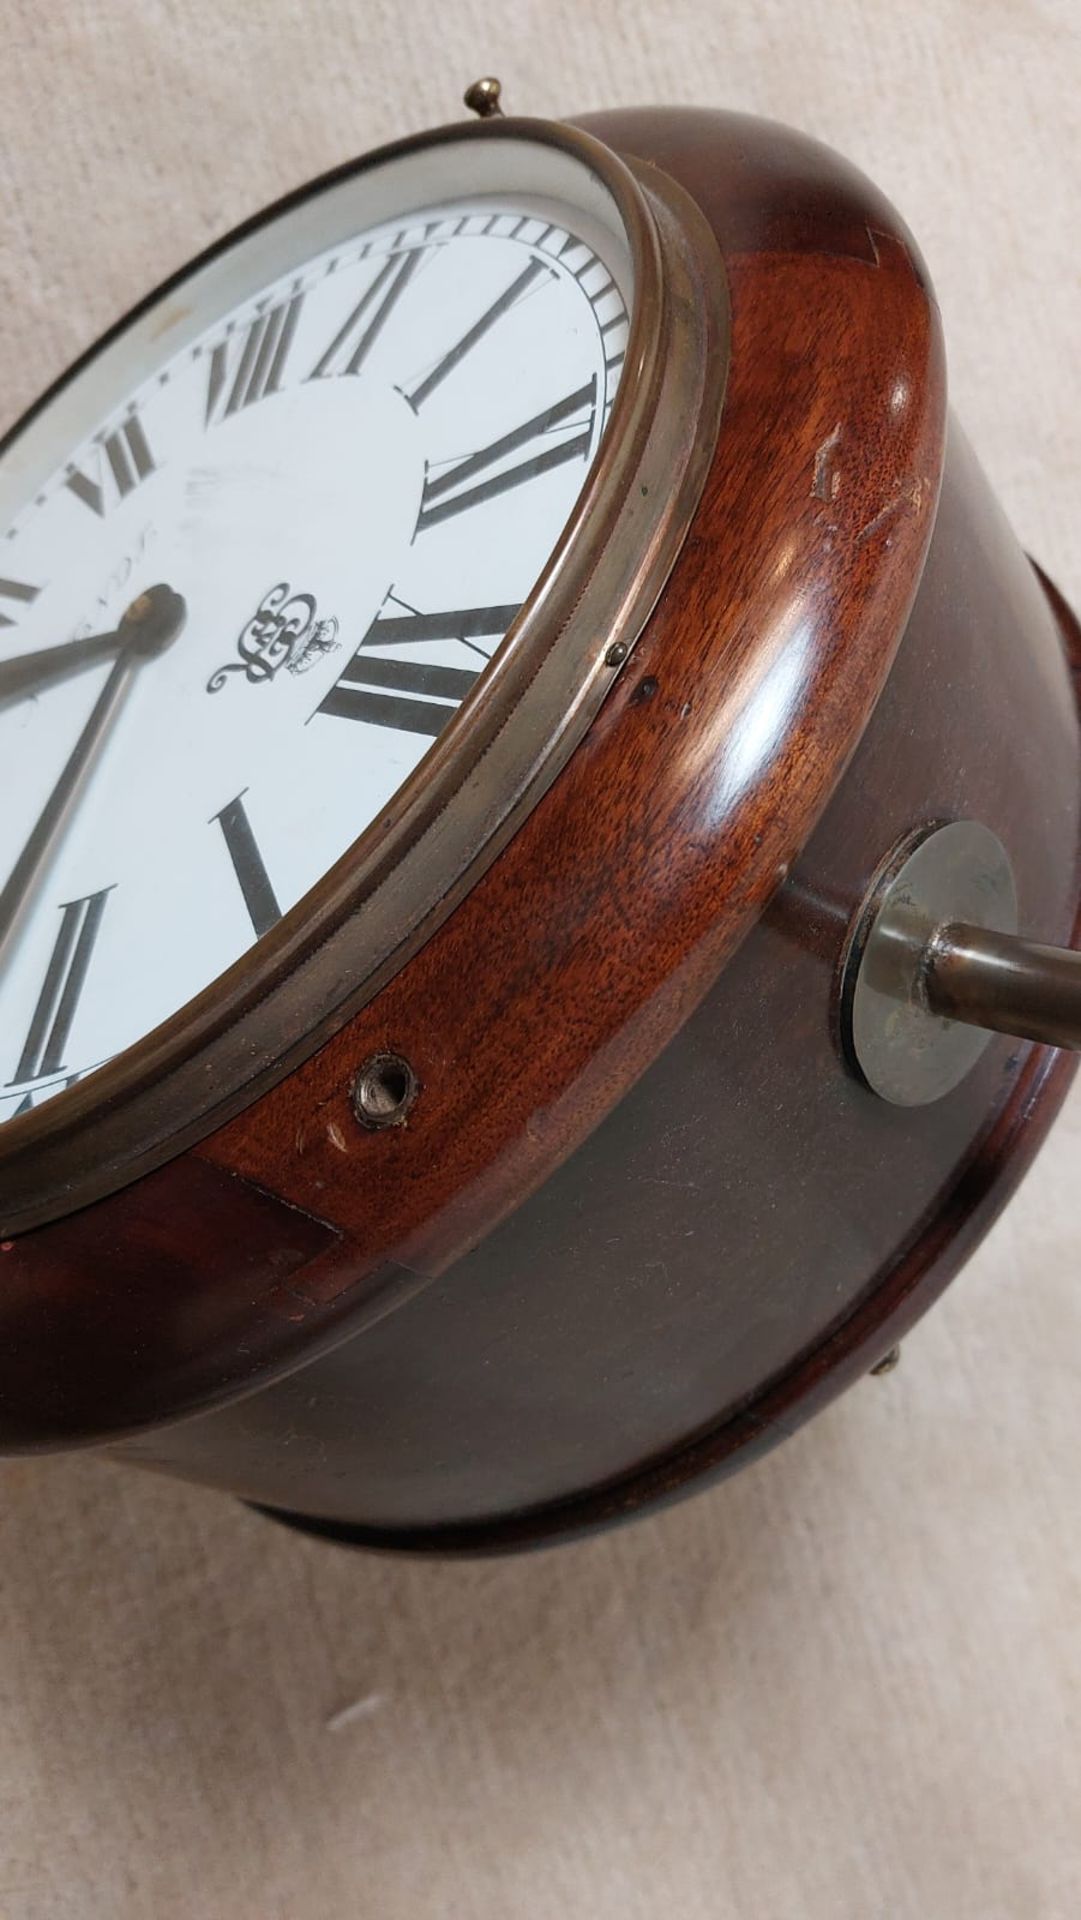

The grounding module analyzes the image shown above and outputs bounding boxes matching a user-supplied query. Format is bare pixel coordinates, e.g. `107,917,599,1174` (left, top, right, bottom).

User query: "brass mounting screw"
464,76,504,118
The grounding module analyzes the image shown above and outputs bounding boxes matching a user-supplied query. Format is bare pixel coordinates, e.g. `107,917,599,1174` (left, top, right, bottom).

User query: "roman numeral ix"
9,887,112,1087
317,602,519,735
416,378,597,532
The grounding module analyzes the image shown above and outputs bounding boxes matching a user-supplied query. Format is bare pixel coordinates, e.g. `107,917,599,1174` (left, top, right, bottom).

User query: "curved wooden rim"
0,118,729,1234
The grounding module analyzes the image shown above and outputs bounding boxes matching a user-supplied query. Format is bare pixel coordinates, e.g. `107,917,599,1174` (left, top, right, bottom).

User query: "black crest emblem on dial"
206,582,340,693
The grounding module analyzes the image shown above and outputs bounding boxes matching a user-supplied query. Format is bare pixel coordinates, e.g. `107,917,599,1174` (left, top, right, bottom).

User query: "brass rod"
926,923,1081,1051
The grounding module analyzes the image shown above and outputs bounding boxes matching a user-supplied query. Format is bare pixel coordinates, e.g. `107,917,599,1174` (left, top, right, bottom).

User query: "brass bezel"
0,113,729,1236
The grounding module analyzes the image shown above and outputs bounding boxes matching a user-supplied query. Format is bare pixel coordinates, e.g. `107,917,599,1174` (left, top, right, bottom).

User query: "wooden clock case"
1,106,1077,1554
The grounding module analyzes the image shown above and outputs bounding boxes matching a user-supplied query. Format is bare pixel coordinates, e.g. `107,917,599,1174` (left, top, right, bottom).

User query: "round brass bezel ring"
0,113,730,1236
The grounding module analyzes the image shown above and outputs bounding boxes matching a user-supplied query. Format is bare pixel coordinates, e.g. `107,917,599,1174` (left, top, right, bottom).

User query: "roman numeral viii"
416,378,597,531
64,413,156,517
206,293,305,424
9,888,112,1086
316,603,518,735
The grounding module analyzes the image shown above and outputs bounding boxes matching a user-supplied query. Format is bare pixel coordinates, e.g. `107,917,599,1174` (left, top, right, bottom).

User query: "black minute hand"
0,585,186,969
0,624,134,710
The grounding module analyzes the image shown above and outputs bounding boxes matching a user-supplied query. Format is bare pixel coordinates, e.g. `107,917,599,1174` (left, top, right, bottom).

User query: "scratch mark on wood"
855,477,925,546
812,425,843,502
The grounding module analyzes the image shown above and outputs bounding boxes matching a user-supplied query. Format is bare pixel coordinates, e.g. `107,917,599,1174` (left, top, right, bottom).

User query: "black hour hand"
0,584,186,709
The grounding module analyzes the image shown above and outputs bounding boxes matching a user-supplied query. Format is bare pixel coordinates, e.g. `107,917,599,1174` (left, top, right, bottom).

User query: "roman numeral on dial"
212,791,282,938
308,251,423,381
64,413,155,517
318,656,480,736
0,576,40,631
8,887,112,1086
406,258,551,409
416,377,597,531
357,601,521,654
206,293,305,423
316,601,518,735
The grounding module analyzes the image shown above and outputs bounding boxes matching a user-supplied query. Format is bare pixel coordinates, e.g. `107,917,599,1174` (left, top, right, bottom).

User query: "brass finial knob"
464,77,504,119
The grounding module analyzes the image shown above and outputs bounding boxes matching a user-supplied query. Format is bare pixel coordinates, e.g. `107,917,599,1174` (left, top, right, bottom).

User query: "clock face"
0,144,632,1125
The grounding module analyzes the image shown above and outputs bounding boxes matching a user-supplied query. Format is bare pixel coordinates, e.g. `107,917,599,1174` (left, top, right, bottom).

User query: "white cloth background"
2,3,1080,1915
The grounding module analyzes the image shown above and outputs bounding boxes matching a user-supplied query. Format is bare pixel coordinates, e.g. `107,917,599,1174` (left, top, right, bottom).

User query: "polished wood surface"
3,109,1077,1552
116,427,1081,1547
198,138,943,1276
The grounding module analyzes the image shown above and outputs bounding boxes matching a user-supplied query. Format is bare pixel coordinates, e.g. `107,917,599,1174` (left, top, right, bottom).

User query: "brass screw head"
464,76,504,118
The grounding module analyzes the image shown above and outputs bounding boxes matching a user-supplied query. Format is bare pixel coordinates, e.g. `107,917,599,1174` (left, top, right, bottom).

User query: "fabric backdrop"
2,3,1080,1915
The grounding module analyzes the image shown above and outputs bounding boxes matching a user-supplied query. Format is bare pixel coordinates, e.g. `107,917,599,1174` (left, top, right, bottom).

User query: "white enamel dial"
0,145,632,1125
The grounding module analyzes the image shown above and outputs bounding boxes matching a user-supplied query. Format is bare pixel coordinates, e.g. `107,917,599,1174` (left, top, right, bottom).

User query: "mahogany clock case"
1,108,1078,1555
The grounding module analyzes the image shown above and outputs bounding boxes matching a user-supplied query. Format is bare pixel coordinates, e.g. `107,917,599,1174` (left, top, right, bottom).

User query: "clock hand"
0,583,187,710
0,585,187,970
0,628,129,710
